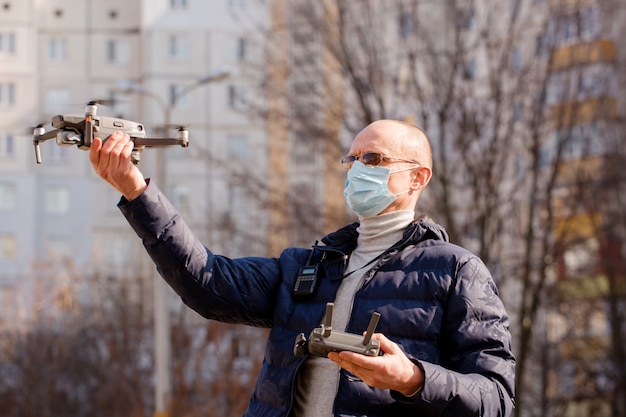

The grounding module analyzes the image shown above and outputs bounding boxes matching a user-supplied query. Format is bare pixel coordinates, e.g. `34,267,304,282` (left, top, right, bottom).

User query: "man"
90,119,515,416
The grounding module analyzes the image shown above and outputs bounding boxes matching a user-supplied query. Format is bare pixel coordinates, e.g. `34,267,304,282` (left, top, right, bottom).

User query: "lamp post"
116,68,230,417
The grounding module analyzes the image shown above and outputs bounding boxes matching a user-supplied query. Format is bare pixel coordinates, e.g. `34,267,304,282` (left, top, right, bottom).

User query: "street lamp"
170,69,230,109
116,68,230,417
117,66,231,140
117,67,230,190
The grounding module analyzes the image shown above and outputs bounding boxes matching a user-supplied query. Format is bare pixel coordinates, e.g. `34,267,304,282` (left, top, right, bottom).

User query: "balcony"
550,97,616,128
551,39,616,71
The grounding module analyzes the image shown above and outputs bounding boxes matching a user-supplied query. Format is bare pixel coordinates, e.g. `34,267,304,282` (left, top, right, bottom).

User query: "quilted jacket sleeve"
393,256,516,416
118,180,281,328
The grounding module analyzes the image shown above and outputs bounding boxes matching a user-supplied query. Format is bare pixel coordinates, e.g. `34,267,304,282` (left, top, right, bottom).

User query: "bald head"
354,119,433,170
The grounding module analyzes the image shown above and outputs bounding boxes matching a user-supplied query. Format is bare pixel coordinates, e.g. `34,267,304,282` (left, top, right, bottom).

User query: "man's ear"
411,167,432,190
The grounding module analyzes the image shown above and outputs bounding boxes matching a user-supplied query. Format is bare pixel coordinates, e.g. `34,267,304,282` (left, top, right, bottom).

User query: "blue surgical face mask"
343,161,413,217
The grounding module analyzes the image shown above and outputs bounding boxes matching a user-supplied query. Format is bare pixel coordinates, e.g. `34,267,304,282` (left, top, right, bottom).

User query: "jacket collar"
320,217,449,256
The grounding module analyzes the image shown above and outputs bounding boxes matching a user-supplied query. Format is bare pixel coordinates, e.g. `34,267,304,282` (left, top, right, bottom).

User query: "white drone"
33,101,189,164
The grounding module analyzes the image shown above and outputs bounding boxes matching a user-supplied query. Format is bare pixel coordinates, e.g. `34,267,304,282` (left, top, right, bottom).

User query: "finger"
89,137,103,167
102,132,131,169
327,351,361,375
108,133,130,160
116,139,135,169
373,333,398,354
95,132,117,173
99,130,127,154
329,348,380,374
106,130,126,144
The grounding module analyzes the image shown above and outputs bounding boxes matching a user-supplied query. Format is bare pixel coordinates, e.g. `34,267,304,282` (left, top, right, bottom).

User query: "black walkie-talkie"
293,241,320,298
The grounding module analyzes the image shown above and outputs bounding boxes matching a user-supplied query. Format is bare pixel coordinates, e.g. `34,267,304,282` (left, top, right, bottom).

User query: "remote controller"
294,303,381,357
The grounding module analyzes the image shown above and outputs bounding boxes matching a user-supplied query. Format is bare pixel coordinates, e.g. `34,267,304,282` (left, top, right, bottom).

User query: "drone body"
33,102,189,164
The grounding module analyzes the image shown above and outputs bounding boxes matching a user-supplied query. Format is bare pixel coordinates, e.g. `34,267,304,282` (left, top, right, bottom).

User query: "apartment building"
452,1,626,415
543,0,626,415
265,0,349,255
0,0,268,326
0,0,40,324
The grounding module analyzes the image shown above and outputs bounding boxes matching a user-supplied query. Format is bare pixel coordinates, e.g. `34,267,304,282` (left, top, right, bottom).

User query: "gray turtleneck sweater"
292,210,416,417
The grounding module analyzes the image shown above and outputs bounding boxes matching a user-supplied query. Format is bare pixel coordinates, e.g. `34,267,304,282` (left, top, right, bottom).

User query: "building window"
511,47,521,71
0,32,15,55
515,155,525,178
510,0,520,19
228,85,248,110
45,185,70,214
229,0,246,10
291,132,320,165
45,89,70,114
168,84,190,109
553,6,599,45
0,134,14,158
292,30,316,46
556,123,603,159
227,134,249,161
0,182,16,211
0,82,15,106
461,60,476,80
0,288,14,318
48,38,67,62
237,37,246,61
104,237,131,267
171,184,191,213
45,141,69,162
292,50,316,67
292,80,317,95
456,7,475,30
168,34,189,61
578,72,602,99
170,0,187,9
107,39,129,65
580,6,599,40
535,32,550,57
0,233,16,260
398,12,413,38
512,102,522,123
228,185,248,215
47,235,72,259
538,146,553,168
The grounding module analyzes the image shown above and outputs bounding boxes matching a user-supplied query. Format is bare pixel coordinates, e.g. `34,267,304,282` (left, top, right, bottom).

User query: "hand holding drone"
33,101,189,165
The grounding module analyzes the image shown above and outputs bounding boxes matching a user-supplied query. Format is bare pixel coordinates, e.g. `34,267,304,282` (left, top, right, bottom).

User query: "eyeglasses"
340,152,420,170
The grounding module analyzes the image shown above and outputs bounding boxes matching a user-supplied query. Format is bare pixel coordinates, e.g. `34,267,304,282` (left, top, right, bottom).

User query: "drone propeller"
87,99,119,107
162,123,190,130
23,123,47,134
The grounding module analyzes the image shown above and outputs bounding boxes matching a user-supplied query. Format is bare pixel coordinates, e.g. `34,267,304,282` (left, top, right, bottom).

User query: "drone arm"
132,128,189,149
132,137,189,147
33,129,62,164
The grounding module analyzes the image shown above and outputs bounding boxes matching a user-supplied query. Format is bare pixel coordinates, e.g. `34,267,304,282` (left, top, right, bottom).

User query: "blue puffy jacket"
120,181,515,417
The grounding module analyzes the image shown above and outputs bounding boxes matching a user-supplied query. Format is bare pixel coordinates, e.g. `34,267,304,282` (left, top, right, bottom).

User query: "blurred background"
0,0,625,416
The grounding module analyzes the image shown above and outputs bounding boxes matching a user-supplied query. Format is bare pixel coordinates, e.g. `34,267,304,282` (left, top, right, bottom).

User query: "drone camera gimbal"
33,101,189,164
